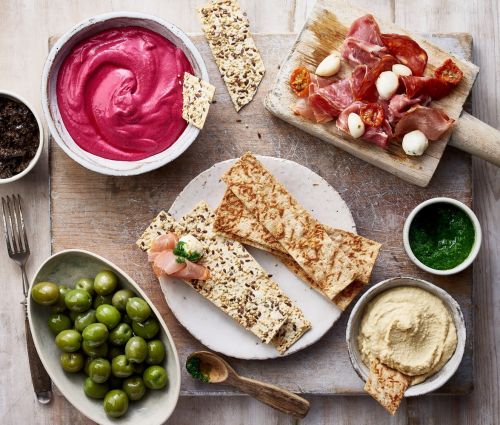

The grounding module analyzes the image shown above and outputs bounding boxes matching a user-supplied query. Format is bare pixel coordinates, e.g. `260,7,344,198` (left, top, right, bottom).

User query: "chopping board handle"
450,111,500,166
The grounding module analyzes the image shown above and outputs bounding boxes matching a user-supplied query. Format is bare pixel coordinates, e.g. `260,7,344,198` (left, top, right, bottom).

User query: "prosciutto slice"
387,94,431,124
337,101,393,148
307,78,354,121
293,74,334,123
394,105,455,140
152,250,185,277
170,260,210,280
401,76,454,100
341,14,388,67
350,55,398,101
380,34,428,76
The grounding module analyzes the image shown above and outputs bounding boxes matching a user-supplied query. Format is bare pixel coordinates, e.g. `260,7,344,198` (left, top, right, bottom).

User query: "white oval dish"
346,276,466,397
403,197,482,275
162,156,356,360
0,90,44,184
41,12,208,176
28,249,181,425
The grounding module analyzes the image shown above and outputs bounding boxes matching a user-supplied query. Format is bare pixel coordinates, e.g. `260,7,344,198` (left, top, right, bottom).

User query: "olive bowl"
28,249,181,425
346,276,466,397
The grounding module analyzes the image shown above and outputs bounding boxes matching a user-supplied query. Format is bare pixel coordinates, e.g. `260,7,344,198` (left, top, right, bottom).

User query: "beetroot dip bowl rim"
41,12,209,176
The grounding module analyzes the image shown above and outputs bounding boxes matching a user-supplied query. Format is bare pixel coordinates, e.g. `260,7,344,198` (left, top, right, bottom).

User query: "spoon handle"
233,375,310,418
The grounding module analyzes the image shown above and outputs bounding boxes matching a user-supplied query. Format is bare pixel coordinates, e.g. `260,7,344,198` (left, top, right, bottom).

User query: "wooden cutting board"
50,34,473,396
265,0,479,187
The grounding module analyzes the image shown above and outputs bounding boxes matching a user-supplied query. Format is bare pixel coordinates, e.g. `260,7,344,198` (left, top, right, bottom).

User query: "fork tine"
16,195,29,254
1,197,13,255
6,196,19,253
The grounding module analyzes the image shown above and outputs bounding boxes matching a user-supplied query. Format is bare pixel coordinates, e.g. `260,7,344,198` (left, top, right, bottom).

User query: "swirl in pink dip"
57,26,193,161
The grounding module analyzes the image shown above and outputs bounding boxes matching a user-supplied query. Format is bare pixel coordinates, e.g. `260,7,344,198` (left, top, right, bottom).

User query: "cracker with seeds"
182,72,215,129
197,0,265,111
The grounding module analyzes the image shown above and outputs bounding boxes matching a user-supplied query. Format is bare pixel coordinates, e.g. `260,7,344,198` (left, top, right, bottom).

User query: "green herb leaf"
175,256,186,264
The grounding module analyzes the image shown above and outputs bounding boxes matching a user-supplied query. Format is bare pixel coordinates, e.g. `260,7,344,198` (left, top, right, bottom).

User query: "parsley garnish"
174,241,202,262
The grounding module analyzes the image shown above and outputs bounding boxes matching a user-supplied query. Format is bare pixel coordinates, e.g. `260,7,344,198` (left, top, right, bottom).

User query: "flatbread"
214,188,381,284
197,0,265,111
221,153,359,300
364,360,410,415
182,72,215,129
136,202,310,352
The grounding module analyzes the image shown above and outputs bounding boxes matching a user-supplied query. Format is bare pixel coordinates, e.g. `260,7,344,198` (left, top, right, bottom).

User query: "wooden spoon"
187,351,310,418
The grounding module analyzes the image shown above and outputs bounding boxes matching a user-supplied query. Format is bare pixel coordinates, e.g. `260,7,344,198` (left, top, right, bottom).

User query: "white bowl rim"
345,276,466,397
27,248,181,424
402,197,482,276
0,90,44,184
41,11,208,176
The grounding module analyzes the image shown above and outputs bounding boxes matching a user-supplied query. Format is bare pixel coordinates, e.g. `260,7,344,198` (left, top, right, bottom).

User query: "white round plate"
161,156,356,359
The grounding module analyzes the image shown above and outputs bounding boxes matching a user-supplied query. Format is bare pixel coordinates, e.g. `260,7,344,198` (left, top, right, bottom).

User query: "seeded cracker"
182,72,215,129
197,0,265,111
136,203,310,352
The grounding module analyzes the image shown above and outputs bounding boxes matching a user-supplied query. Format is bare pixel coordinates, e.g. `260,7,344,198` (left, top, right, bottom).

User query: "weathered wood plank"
50,34,473,398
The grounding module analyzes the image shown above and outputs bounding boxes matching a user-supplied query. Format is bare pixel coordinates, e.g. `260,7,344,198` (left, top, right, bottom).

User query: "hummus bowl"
28,249,181,425
41,12,209,176
346,276,466,397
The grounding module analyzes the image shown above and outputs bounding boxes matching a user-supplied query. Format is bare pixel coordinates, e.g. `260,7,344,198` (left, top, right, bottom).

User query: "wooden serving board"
265,0,479,187
50,34,473,396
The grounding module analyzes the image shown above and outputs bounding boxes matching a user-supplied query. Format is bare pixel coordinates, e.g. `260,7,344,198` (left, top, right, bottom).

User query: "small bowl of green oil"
403,198,482,275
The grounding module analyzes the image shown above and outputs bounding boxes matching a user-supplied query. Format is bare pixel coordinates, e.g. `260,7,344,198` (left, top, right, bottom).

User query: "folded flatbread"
137,202,311,353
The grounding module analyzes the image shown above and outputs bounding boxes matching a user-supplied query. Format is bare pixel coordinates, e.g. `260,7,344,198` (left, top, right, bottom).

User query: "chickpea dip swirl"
57,26,193,161
358,286,457,385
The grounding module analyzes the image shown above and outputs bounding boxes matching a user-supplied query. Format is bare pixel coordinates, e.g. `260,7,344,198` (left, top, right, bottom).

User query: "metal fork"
2,195,52,404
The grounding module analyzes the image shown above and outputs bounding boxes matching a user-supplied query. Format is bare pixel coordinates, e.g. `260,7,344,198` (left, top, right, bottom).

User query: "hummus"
358,286,457,385
57,26,193,161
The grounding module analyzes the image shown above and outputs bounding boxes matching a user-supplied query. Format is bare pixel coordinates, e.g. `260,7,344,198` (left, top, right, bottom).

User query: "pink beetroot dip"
57,26,193,161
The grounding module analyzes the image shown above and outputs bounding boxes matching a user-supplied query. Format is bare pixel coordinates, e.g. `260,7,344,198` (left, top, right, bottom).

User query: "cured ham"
401,76,454,100
350,55,398,101
380,34,428,76
149,234,209,281
341,15,388,67
310,78,354,118
394,106,454,140
337,101,392,148
293,74,336,122
387,94,431,124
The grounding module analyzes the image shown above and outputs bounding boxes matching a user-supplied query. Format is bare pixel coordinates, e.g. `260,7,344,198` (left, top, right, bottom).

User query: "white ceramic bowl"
346,276,466,397
28,249,181,425
403,197,482,275
0,90,44,184
41,12,208,176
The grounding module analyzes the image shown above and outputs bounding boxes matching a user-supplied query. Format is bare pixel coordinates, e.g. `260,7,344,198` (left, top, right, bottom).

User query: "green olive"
51,285,70,313
75,277,95,296
125,336,148,364
88,358,111,384
109,323,133,346
126,297,151,323
60,352,84,373
112,289,135,311
82,323,108,347
132,317,160,339
82,340,109,358
31,282,59,306
122,376,146,401
83,376,109,399
94,270,118,296
96,304,121,330
64,288,92,312
103,389,129,418
111,355,134,378
47,313,72,335
74,309,97,332
146,340,166,365
55,329,82,352
143,365,168,390
93,294,113,308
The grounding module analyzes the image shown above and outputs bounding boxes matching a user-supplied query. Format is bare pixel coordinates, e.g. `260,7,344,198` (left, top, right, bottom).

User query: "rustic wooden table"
0,1,498,424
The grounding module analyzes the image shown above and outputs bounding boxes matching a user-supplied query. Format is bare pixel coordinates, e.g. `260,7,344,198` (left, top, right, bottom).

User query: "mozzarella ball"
376,71,399,99
347,113,365,139
392,64,412,76
316,53,341,77
402,130,429,156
